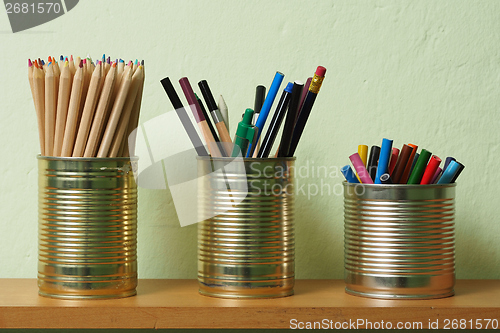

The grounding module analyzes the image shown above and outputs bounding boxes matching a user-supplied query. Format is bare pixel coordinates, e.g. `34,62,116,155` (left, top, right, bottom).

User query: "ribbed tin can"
37,156,138,299
343,182,456,299
197,157,295,299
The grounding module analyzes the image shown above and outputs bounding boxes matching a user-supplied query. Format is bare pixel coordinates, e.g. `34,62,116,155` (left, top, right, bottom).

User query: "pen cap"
242,108,254,124
235,108,257,142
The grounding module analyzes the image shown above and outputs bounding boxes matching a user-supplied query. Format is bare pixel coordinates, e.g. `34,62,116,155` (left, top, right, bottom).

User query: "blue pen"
443,157,456,172
341,165,360,183
437,160,460,184
246,71,284,157
374,138,393,184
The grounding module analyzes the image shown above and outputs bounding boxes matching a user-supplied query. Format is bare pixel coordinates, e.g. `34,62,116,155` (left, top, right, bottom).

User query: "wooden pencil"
53,61,72,157
97,64,133,157
72,62,102,157
51,58,60,112
44,63,56,156
84,63,117,157
31,61,45,154
78,60,90,126
60,61,84,157
123,62,145,157
69,55,76,75
108,66,143,157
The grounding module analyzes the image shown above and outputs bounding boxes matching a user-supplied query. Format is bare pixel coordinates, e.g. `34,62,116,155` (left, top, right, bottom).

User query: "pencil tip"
79,60,83,68
128,60,133,66
64,60,69,67
70,55,73,61
141,60,144,66
60,55,64,61
112,62,117,68
28,59,32,67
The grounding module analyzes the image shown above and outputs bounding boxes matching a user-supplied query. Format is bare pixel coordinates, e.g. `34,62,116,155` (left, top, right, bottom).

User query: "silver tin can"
38,156,138,299
197,157,295,298
343,182,456,299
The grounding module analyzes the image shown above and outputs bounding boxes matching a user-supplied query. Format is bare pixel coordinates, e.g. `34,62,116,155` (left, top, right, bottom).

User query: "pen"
179,77,222,157
247,72,284,157
257,82,293,158
277,81,303,157
160,77,208,156
232,108,257,157
287,66,326,157
198,80,232,156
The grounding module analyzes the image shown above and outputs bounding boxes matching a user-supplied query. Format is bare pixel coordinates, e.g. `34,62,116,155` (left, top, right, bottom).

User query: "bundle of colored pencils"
343,139,465,185
28,55,145,157
160,66,326,159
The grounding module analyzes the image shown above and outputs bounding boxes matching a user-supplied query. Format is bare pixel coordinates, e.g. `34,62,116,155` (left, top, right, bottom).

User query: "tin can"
197,157,295,299
343,182,456,299
37,156,138,299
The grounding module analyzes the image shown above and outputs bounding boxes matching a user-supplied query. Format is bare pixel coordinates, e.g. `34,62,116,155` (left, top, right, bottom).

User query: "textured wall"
0,0,499,279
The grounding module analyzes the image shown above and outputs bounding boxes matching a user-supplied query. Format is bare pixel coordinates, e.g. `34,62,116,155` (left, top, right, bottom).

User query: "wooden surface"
0,279,499,329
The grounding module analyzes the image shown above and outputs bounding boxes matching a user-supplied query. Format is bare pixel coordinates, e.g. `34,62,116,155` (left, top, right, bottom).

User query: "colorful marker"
380,173,393,184
388,148,400,175
420,155,442,184
392,144,413,183
367,146,380,181
341,165,360,183
350,153,374,184
375,138,393,184
437,160,461,184
407,149,432,184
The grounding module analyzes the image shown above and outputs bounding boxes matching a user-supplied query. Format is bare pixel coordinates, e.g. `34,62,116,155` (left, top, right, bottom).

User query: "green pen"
231,108,257,157
407,149,432,184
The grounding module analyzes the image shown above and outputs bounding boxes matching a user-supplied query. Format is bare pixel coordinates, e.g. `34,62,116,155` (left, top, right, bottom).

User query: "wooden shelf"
1,279,499,329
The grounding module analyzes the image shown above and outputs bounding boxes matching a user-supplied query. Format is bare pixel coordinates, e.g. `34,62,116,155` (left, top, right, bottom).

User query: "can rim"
342,180,457,188
37,154,139,161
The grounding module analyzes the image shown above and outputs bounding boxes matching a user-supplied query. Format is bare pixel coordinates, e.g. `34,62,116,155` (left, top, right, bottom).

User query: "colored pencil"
84,62,117,157
73,62,102,157
61,61,84,157
53,61,72,156
97,63,133,157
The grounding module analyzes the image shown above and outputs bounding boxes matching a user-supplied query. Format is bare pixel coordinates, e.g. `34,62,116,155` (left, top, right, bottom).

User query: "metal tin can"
37,156,138,299
343,182,456,299
197,157,295,299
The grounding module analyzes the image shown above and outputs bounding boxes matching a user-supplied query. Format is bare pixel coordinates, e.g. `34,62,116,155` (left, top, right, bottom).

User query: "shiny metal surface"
343,182,456,299
37,156,138,299
198,157,295,298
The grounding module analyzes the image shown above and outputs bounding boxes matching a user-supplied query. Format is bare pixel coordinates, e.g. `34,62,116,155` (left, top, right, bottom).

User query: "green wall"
0,0,498,279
